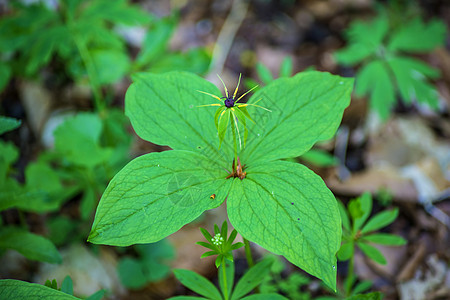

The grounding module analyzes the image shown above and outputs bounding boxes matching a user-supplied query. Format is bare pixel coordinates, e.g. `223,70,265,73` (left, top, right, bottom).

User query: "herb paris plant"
88,71,354,290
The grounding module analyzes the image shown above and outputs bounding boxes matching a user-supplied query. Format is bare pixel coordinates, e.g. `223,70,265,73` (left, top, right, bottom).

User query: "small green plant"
260,256,313,300
0,123,64,263
334,7,446,119
333,192,406,298
0,0,210,110
170,221,287,300
117,239,175,289
0,275,105,299
88,70,353,291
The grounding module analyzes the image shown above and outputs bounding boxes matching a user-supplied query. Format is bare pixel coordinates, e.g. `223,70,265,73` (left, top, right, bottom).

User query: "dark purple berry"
224,97,235,108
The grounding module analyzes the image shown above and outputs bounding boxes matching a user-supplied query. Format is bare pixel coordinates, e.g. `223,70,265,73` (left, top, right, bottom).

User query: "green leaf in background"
361,208,399,234
148,48,211,74
337,242,354,261
135,15,176,67
0,279,79,300
0,227,62,264
347,291,383,300
357,242,386,265
85,290,106,300
88,150,231,245
354,59,395,120
352,280,372,295
0,63,11,92
117,257,147,289
352,192,372,232
279,57,293,78
228,162,341,291
231,257,274,300
387,18,446,52
388,56,439,108
0,116,21,135
256,62,274,84
118,240,175,289
173,269,222,300
362,233,406,246
241,71,353,163
334,14,388,66
241,294,288,300
61,276,74,295
91,49,130,85
79,0,151,26
300,149,338,167
54,113,113,168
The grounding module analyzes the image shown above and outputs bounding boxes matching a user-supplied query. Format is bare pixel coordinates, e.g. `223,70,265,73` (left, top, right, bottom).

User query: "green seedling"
117,239,175,289
335,7,446,119
170,221,287,300
336,192,406,297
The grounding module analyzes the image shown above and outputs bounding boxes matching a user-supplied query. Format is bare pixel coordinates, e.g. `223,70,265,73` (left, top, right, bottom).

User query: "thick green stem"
222,257,229,300
243,238,254,268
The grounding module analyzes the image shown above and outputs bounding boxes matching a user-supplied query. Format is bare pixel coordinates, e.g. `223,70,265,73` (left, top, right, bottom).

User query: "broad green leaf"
242,71,353,164
357,242,386,265
362,233,406,246
91,49,130,85
387,18,446,53
0,116,21,135
256,63,274,84
231,257,274,300
0,279,79,299
241,294,288,300
173,269,222,300
125,71,233,161
54,113,113,168
355,59,395,120
361,208,399,234
88,150,231,246
0,227,62,264
388,56,439,109
61,276,73,295
227,161,341,291
219,259,234,299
